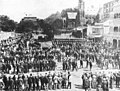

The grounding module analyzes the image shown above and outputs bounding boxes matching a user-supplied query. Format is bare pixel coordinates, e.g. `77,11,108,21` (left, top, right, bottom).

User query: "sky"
0,0,111,22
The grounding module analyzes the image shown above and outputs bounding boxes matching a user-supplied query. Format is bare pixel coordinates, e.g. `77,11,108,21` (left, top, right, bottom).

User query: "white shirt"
69,75,72,82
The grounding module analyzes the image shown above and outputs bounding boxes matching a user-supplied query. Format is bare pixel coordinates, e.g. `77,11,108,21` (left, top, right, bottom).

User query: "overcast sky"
0,0,111,22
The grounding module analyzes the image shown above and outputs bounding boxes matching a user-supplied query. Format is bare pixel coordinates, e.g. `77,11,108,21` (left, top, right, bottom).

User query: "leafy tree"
16,18,54,40
45,12,63,30
45,12,61,24
37,19,54,40
51,19,63,29
16,20,39,33
0,15,17,32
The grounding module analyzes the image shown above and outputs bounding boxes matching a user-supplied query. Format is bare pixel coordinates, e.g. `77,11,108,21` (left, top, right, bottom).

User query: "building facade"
62,11,79,29
104,1,120,49
67,12,78,28
103,0,119,21
87,24,104,42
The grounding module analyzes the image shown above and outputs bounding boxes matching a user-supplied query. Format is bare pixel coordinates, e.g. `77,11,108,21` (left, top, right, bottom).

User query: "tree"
0,15,17,32
16,18,54,40
45,11,61,24
51,19,63,29
37,19,54,40
16,20,39,33
45,12,63,30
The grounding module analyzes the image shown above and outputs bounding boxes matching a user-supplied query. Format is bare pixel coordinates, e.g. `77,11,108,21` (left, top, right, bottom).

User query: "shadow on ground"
74,84,82,89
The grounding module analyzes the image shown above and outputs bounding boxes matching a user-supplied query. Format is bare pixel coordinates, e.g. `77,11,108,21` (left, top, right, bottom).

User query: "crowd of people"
85,40,120,70
0,32,120,91
82,71,120,91
1,71,72,90
54,39,120,71
1,33,119,74
0,33,56,74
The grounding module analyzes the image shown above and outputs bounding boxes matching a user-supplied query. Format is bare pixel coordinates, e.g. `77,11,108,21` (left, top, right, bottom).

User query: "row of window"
104,14,110,19
114,26,120,32
114,13,120,19
104,8,113,13
104,2,114,9
113,39,120,48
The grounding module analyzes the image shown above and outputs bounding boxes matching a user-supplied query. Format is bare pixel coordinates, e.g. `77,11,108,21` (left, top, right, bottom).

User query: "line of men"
1,71,72,90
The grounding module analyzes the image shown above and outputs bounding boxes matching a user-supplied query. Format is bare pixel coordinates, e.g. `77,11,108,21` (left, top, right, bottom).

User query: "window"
110,8,113,12
114,13,119,19
109,3,111,7
114,27,118,32
114,14,116,18
119,26,120,32
106,9,109,13
110,26,113,31
116,13,119,18
113,39,117,48
119,13,120,18
106,4,108,8
106,14,109,18
118,40,120,48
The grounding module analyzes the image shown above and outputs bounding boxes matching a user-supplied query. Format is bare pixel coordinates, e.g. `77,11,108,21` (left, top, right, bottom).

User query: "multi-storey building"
103,0,119,21
104,1,120,48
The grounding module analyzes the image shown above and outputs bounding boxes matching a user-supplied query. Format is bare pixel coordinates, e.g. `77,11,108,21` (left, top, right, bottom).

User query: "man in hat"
28,74,32,90
84,77,90,91
116,72,120,88
102,77,109,91
67,72,72,89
